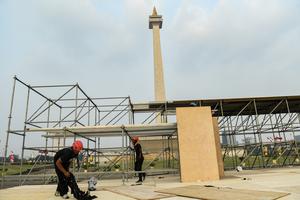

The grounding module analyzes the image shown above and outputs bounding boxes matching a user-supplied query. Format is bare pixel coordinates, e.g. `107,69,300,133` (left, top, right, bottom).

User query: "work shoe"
54,191,60,196
62,194,69,199
136,180,143,184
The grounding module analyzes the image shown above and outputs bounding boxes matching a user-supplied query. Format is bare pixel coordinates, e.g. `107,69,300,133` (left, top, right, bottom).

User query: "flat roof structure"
132,95,300,116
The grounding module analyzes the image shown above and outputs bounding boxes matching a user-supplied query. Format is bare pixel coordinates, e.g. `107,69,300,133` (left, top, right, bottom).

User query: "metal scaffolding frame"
133,97,300,169
2,77,300,188
1,77,178,188
217,99,300,169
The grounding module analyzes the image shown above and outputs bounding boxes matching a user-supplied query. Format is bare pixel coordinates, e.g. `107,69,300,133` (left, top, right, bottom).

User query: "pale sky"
1,0,300,156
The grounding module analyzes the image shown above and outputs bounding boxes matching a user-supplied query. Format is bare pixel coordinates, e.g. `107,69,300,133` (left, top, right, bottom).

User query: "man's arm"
55,159,70,177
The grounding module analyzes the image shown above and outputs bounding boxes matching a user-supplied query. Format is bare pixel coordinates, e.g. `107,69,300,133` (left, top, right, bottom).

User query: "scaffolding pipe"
1,77,17,188
19,87,31,185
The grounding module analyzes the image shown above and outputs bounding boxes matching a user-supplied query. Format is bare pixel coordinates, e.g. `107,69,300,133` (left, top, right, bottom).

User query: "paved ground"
0,167,300,200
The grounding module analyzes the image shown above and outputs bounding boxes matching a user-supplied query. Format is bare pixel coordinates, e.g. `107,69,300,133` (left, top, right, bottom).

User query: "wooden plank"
212,117,224,178
156,185,290,200
0,184,132,200
176,107,221,182
274,185,300,194
103,185,173,200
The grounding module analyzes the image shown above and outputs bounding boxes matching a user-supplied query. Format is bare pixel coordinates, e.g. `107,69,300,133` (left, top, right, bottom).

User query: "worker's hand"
64,171,70,178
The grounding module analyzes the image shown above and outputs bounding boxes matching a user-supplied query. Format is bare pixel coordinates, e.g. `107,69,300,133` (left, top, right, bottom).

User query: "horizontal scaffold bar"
10,123,178,138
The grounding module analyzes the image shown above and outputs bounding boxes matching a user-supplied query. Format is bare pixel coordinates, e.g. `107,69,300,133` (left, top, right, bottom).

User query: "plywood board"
176,107,221,182
0,184,133,200
103,185,173,200
274,185,300,194
156,185,290,200
212,117,224,178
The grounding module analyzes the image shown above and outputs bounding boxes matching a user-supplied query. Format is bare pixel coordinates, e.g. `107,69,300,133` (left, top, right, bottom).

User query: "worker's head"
131,136,139,144
72,140,83,154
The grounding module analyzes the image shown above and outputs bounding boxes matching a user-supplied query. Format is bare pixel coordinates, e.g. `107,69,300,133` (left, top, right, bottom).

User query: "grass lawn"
0,164,50,176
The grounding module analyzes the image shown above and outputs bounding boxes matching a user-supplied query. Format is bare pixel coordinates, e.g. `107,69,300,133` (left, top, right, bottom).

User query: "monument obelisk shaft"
149,7,166,123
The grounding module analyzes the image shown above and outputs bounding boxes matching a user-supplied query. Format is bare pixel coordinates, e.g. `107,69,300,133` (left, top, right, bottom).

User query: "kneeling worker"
54,140,83,199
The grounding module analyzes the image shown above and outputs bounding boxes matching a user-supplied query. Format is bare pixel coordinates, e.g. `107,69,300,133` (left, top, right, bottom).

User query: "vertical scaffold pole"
97,137,100,170
73,85,78,171
44,100,51,183
1,76,17,188
58,108,62,150
94,137,96,171
19,86,31,185
125,134,128,182
253,99,265,168
285,99,299,162
121,127,125,185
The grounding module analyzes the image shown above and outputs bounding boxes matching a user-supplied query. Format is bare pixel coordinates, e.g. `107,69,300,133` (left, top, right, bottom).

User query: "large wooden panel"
213,117,224,178
176,107,222,182
156,185,290,200
104,185,172,200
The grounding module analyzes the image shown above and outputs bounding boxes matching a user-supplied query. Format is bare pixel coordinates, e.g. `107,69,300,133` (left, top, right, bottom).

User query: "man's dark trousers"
55,166,68,196
135,159,145,181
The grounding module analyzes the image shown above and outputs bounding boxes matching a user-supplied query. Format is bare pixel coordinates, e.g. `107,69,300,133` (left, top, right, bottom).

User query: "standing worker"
131,136,146,183
54,140,83,199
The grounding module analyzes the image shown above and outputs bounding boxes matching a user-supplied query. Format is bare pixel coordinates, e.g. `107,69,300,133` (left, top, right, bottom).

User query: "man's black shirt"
134,143,144,161
54,147,78,169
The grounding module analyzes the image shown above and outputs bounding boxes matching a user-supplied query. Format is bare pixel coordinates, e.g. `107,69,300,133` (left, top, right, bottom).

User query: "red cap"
72,140,83,152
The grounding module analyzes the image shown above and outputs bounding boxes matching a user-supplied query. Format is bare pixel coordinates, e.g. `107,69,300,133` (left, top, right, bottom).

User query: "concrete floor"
1,167,300,200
